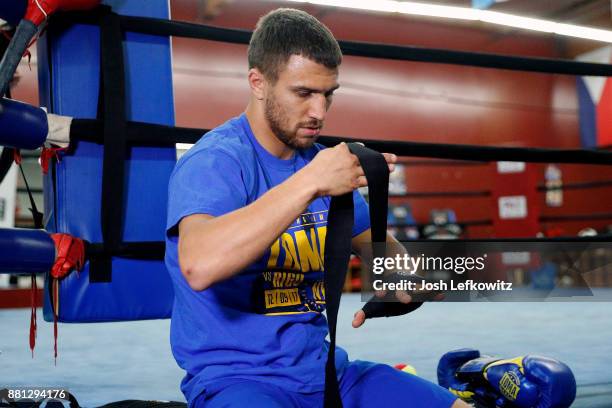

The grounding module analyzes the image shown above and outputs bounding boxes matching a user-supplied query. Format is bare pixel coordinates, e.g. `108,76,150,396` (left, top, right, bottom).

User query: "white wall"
0,159,17,228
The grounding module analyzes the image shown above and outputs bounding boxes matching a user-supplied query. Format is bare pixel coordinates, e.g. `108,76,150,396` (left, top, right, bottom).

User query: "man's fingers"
396,291,412,304
337,141,349,150
375,289,387,298
352,310,366,328
382,153,397,164
382,153,397,173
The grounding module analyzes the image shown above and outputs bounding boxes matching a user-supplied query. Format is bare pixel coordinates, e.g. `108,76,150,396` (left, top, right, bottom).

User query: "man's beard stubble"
264,94,318,150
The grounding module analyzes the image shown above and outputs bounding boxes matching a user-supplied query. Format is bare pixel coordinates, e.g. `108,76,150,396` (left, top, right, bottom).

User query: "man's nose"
308,94,327,122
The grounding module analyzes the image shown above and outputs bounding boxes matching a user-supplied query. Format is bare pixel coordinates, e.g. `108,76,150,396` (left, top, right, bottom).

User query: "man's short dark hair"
248,8,342,82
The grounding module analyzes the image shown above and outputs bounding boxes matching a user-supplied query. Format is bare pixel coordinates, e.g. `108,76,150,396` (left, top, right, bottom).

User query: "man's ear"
248,68,266,100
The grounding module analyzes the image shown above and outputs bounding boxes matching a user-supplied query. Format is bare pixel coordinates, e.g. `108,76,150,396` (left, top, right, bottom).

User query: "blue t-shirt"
165,113,370,405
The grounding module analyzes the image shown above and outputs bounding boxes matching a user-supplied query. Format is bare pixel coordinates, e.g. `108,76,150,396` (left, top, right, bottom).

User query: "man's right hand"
305,142,397,197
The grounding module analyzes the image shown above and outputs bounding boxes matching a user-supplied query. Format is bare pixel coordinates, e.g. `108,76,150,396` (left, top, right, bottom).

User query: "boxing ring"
1,0,612,406
1,297,611,406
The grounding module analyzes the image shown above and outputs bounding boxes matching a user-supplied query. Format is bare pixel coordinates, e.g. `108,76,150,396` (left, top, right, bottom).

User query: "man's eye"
297,90,310,97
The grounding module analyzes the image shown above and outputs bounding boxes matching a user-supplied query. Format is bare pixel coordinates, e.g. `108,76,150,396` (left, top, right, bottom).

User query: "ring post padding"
0,228,55,274
0,98,48,149
38,0,176,323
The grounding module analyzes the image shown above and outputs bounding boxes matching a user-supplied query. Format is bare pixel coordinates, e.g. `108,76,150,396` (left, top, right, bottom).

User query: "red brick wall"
12,1,611,238
171,1,612,237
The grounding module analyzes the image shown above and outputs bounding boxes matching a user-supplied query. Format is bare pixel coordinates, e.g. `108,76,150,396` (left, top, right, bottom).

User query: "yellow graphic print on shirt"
252,210,328,315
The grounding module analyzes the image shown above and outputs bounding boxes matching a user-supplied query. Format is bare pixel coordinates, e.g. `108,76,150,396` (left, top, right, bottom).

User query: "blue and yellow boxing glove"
437,348,576,408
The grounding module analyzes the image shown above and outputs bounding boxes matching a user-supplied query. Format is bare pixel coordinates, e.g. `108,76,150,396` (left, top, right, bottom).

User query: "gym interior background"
1,0,611,406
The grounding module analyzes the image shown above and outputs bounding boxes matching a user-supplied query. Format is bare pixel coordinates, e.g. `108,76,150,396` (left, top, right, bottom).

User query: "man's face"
263,55,339,150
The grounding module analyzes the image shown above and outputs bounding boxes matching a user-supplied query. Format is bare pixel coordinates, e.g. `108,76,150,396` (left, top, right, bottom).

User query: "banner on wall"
491,162,539,238
576,46,612,148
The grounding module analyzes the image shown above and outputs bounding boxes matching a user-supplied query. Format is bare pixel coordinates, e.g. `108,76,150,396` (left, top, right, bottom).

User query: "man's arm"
179,169,317,291
178,143,388,291
352,229,408,274
352,229,410,302
351,229,400,255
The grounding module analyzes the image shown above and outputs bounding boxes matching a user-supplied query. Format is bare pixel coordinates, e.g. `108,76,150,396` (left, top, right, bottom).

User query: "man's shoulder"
178,116,254,167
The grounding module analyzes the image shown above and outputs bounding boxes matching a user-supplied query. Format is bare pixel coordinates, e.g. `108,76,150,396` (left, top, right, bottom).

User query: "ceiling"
428,0,612,56
433,0,611,28
195,0,611,27
190,0,612,57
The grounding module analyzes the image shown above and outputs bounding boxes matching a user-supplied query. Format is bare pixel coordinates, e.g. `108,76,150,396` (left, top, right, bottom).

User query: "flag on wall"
576,46,612,148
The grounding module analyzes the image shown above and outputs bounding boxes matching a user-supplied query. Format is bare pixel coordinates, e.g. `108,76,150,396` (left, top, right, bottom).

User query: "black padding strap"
86,241,166,260
71,118,199,146
323,143,390,407
78,234,612,263
69,118,612,165
17,163,44,229
0,147,13,186
89,7,128,283
62,11,612,77
319,136,612,165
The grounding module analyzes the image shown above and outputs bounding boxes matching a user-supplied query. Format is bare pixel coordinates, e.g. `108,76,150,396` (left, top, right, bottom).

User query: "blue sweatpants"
193,360,458,407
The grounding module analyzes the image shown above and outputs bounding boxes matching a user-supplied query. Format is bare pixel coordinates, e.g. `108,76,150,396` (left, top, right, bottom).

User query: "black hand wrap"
362,299,423,318
323,143,424,407
362,273,444,318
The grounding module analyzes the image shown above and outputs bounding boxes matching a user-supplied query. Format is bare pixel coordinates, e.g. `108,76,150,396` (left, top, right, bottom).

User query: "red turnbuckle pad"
50,233,86,279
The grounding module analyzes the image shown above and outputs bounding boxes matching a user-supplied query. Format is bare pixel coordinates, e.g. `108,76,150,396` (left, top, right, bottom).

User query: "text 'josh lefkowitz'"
372,279,513,292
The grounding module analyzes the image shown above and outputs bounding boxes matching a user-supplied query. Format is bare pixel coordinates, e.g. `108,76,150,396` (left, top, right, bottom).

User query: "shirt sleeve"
166,147,247,237
352,189,371,237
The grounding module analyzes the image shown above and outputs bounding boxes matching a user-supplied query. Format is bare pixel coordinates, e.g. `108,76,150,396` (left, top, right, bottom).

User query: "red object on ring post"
0,0,101,96
24,0,101,26
50,233,86,279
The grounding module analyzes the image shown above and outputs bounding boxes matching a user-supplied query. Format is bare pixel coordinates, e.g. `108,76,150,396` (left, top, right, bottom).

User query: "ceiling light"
281,0,612,43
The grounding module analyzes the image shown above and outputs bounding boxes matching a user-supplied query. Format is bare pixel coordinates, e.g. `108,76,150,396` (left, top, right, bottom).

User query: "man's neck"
245,102,295,160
